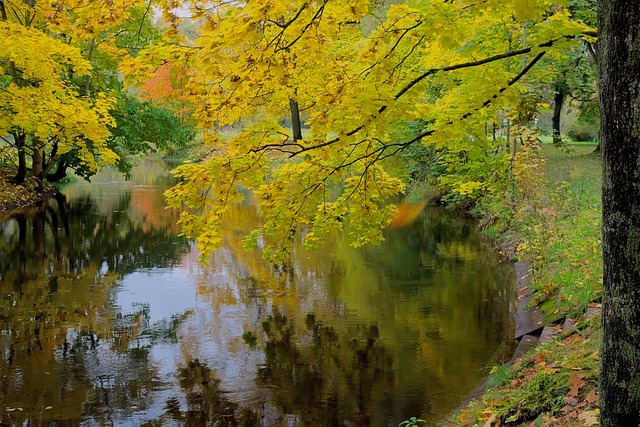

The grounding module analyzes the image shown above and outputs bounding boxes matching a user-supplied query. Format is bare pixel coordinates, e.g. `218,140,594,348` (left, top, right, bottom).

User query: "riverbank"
0,167,59,213
440,143,602,426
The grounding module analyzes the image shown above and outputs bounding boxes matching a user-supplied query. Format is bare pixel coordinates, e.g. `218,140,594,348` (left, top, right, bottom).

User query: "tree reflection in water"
255,309,398,426
162,359,257,426
0,187,191,426
0,160,514,426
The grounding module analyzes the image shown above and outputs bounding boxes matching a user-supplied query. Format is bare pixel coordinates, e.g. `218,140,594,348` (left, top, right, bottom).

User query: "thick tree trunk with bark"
599,1,640,425
551,89,565,144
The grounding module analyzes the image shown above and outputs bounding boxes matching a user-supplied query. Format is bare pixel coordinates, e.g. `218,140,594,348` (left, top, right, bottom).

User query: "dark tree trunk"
41,141,59,179
551,89,565,144
13,132,27,184
290,99,303,142
32,139,43,178
599,0,640,425
47,160,68,182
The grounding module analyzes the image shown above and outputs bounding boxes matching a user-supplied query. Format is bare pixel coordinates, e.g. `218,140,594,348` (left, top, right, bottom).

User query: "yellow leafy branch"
251,32,594,158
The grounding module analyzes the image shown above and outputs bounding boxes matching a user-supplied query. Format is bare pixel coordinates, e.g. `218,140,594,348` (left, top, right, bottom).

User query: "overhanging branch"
318,48,549,174
251,32,592,157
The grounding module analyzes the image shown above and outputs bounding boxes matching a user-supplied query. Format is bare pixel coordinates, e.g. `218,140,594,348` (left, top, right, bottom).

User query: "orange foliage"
389,201,426,229
140,63,192,119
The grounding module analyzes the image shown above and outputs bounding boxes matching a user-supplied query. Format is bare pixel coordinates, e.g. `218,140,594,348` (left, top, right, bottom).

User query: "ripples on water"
0,160,514,426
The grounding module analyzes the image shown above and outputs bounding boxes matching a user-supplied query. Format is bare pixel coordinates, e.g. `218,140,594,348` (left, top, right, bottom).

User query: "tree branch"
317,48,549,176
254,32,589,157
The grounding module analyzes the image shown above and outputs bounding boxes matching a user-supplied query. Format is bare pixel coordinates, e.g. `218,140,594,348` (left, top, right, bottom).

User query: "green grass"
542,145,601,194
538,135,599,147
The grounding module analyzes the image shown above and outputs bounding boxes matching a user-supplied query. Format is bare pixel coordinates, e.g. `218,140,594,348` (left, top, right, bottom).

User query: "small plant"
567,121,599,142
486,362,512,388
399,416,427,427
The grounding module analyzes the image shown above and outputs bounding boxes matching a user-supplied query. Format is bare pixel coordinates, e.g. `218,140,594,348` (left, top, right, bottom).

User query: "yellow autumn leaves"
122,0,595,262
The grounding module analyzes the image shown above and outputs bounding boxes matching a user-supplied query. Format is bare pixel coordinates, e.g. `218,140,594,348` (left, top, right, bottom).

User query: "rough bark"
599,0,640,425
551,89,565,144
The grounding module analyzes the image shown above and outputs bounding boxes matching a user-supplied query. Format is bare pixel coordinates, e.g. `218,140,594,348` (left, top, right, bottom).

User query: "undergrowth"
0,166,57,212
477,143,602,321
444,321,600,426
439,142,602,426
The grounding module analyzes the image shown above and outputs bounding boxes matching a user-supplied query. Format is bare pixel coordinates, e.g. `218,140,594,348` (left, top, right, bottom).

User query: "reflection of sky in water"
113,259,268,417
115,270,197,324
0,160,514,426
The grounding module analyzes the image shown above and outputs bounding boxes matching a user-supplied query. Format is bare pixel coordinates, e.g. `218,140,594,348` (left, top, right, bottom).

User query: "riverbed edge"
0,169,60,214
437,145,602,427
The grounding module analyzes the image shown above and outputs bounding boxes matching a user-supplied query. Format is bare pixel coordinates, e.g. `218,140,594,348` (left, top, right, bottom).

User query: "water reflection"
0,159,514,426
0,161,190,426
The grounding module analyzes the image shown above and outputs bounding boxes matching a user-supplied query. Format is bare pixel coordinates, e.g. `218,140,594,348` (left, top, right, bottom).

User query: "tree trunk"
552,89,565,144
32,139,43,178
47,160,68,182
13,132,27,184
599,0,640,425
84,38,96,95
290,99,303,141
41,141,59,179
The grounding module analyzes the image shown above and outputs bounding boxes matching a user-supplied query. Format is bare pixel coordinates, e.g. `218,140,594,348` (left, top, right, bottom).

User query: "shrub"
567,121,599,142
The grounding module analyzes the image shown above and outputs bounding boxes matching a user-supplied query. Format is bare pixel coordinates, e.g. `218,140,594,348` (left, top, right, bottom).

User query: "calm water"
0,160,514,426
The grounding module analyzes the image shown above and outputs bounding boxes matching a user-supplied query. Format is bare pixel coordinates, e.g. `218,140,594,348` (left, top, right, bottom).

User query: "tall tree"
0,17,117,184
598,0,640,425
549,44,595,144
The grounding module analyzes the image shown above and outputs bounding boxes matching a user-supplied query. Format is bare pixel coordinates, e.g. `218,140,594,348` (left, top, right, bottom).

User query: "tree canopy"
0,0,193,184
124,0,594,262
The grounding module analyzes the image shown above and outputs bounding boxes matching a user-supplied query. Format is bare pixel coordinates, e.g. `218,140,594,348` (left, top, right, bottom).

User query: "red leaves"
567,373,586,398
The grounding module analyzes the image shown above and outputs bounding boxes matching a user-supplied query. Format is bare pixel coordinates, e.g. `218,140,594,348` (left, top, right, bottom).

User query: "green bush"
567,121,599,142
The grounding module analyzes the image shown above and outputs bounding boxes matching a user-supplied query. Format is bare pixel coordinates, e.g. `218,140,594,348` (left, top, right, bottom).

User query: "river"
0,159,514,426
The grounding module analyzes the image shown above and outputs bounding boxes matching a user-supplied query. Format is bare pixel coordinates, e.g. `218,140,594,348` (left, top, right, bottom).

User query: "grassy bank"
440,142,603,426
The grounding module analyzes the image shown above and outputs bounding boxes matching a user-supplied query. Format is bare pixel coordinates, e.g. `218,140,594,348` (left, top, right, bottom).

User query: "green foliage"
577,99,600,125
399,416,427,427
51,174,78,187
108,94,195,178
569,0,597,27
446,324,601,426
474,140,602,320
506,371,570,421
568,99,600,142
487,363,513,389
567,120,598,142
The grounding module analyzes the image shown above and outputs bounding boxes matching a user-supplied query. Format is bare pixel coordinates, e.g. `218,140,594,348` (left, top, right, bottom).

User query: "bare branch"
273,0,328,53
